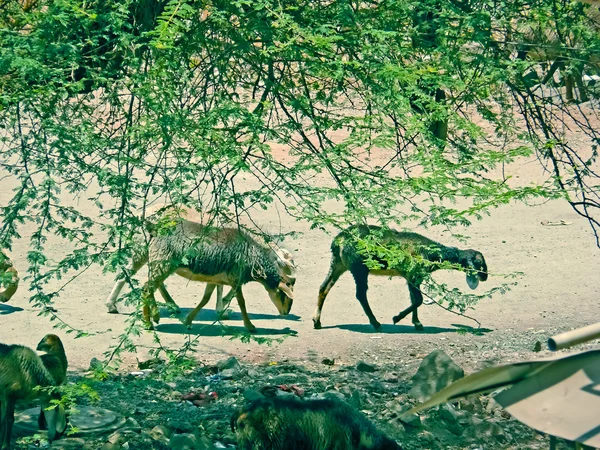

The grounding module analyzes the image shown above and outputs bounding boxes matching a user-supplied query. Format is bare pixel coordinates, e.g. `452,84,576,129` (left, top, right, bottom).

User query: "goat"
0,251,19,303
139,219,296,331
105,235,238,319
0,334,68,449
106,204,245,319
313,225,488,331
231,396,402,450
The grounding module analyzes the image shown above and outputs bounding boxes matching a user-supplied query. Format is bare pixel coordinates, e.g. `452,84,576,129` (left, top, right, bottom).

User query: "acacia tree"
0,0,598,354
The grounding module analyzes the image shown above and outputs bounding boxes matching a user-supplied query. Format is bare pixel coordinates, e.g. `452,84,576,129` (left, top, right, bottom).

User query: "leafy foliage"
1,0,599,359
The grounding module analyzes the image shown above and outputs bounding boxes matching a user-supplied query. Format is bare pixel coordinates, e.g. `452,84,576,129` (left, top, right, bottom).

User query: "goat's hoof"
413,322,424,331
313,319,322,330
245,325,257,333
143,322,154,331
392,315,401,324
107,307,119,314
168,307,181,315
372,321,382,330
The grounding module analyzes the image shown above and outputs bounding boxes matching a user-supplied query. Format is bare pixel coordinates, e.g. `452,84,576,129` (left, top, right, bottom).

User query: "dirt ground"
1,140,599,378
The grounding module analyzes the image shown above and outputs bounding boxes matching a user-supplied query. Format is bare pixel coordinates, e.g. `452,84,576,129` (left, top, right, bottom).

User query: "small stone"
383,373,399,383
439,404,458,421
533,341,542,352
171,391,183,400
400,412,421,428
356,361,378,373
220,368,241,379
108,431,124,445
322,358,335,366
409,350,464,402
151,424,172,438
122,417,141,431
216,356,241,371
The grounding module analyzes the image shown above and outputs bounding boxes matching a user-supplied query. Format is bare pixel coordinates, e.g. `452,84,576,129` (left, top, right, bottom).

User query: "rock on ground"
409,350,464,402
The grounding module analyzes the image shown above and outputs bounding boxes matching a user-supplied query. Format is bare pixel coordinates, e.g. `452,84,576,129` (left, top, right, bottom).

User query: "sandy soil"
1,128,599,376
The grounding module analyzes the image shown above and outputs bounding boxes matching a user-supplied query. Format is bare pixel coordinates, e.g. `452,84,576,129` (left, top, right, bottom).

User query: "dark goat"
141,220,296,331
313,225,488,330
0,334,68,450
231,397,402,450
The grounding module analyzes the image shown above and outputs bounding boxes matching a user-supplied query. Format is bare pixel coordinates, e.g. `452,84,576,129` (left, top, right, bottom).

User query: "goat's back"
149,220,279,286
0,344,54,400
232,397,401,450
332,225,443,264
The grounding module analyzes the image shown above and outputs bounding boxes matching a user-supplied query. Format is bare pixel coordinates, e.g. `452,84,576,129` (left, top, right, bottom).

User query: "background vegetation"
1,0,599,358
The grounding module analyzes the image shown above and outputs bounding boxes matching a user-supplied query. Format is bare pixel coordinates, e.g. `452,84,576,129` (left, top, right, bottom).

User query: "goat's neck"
437,245,464,267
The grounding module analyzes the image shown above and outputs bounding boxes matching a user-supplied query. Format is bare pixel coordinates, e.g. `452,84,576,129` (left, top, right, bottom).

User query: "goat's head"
267,248,296,315
36,334,65,356
460,250,488,289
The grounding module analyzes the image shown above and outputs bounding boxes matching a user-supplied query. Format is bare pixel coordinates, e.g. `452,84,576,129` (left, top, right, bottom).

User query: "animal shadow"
156,322,298,337
324,323,488,335
173,307,301,322
0,304,24,315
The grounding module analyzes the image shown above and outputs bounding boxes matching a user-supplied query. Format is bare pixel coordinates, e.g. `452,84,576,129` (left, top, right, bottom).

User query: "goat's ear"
278,282,294,299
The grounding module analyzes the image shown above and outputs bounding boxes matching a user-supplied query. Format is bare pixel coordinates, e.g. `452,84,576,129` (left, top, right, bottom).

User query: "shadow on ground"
155,322,298,337
320,323,493,335
168,306,301,322
0,304,23,315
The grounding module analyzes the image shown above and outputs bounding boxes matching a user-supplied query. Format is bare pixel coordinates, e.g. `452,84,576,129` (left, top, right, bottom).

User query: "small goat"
105,235,237,318
137,218,296,331
105,206,295,323
0,251,19,303
313,225,488,331
231,397,402,450
0,334,68,449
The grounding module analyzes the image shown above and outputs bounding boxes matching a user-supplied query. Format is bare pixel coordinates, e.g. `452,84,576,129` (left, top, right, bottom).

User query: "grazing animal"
231,396,402,450
105,206,295,324
313,225,488,331
0,251,19,303
0,334,68,449
104,234,238,319
138,218,296,331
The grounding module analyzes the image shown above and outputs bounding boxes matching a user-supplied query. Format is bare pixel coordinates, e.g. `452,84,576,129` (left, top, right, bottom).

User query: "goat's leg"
215,285,236,320
183,284,217,328
157,283,181,315
234,288,256,333
0,400,5,450
351,266,381,330
313,260,347,329
1,398,15,450
106,247,148,314
142,259,173,328
393,284,424,330
575,70,589,102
